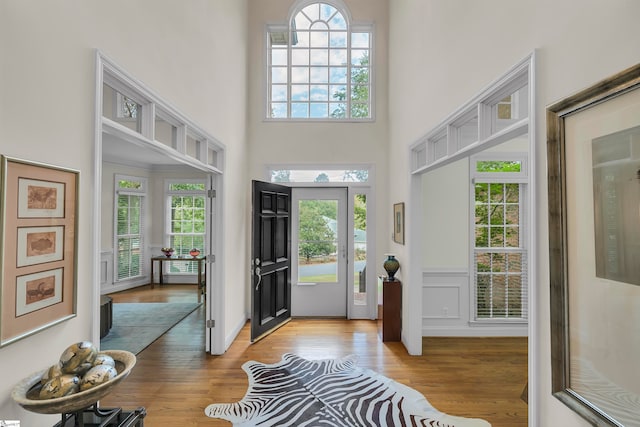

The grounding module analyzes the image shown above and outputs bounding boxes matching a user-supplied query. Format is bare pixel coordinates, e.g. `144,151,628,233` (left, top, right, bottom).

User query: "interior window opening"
102,84,142,133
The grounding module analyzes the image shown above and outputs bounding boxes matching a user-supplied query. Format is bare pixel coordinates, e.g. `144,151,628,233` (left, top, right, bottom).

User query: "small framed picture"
393,202,405,245
16,226,64,267
17,178,65,218
0,156,78,347
16,269,64,316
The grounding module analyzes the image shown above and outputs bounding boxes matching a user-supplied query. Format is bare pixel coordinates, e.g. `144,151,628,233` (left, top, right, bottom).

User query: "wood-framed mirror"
547,63,640,426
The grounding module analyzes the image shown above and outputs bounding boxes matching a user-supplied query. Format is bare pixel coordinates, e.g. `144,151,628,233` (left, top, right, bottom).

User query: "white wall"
0,1,249,425
388,0,640,425
422,158,469,269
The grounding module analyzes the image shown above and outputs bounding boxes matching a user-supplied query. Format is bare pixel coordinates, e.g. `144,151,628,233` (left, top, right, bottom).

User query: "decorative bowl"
11,350,136,414
189,248,201,258
161,247,174,257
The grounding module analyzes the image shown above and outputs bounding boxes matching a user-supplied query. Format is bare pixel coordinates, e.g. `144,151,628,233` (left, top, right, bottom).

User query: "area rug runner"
100,302,201,355
205,353,491,427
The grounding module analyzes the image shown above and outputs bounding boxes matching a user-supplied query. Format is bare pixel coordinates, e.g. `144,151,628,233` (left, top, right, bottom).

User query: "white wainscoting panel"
422,269,527,337
100,250,113,295
100,249,148,295
423,286,460,319
422,270,469,335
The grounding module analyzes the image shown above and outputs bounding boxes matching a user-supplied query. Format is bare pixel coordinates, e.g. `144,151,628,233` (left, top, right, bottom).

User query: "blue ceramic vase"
383,254,400,280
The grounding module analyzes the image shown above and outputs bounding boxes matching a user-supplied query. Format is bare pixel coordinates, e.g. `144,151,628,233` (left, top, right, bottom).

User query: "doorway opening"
407,52,537,421
265,165,376,320
94,51,226,354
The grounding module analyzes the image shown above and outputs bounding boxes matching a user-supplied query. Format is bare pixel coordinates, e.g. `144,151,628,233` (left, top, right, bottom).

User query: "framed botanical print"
0,156,79,347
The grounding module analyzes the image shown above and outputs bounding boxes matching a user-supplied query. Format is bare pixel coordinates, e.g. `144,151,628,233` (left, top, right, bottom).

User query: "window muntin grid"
474,181,527,320
474,183,520,248
268,2,371,120
166,181,206,274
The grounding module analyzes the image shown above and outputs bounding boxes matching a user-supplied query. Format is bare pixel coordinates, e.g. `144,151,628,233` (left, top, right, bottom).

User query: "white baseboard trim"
423,326,527,337
225,316,248,351
100,277,148,295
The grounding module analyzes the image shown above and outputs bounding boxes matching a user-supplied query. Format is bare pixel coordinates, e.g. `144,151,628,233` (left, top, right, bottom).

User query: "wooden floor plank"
101,285,528,426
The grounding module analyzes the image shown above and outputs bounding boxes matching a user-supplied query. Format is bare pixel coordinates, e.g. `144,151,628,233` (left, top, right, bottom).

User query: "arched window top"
293,2,348,30
267,0,373,121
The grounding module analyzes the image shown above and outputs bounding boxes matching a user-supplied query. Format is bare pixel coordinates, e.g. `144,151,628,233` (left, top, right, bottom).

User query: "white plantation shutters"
115,176,147,282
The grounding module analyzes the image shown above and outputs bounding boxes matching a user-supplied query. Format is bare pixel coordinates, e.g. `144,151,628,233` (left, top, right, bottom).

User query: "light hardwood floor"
101,285,528,426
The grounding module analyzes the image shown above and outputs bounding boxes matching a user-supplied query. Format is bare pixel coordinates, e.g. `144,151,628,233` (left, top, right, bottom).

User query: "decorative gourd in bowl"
12,349,136,414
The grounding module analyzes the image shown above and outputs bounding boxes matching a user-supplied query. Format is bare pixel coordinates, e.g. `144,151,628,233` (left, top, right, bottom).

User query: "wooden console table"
150,256,206,302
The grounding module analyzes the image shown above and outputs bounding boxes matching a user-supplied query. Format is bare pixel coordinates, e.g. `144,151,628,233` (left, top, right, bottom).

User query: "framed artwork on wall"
0,156,79,347
547,63,640,426
16,226,65,267
393,202,404,245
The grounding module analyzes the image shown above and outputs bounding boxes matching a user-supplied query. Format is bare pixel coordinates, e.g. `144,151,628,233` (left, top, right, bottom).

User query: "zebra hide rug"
205,353,491,427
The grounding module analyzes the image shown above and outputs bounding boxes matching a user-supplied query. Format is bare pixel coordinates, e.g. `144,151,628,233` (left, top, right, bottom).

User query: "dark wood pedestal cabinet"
100,295,113,339
381,279,402,342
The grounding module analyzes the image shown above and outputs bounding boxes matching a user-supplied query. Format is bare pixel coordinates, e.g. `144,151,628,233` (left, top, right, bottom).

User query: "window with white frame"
270,168,369,183
472,155,528,322
491,85,528,134
117,93,139,120
267,1,372,120
166,180,206,274
115,175,146,282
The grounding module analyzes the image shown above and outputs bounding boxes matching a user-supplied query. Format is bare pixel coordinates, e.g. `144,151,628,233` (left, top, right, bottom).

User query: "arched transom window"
267,1,372,120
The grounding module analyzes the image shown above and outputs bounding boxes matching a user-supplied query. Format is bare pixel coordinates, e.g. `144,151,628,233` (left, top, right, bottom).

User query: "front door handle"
255,267,262,290
254,258,262,291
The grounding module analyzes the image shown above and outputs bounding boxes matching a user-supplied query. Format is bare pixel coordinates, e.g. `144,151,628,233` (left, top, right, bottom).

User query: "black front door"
251,180,292,341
